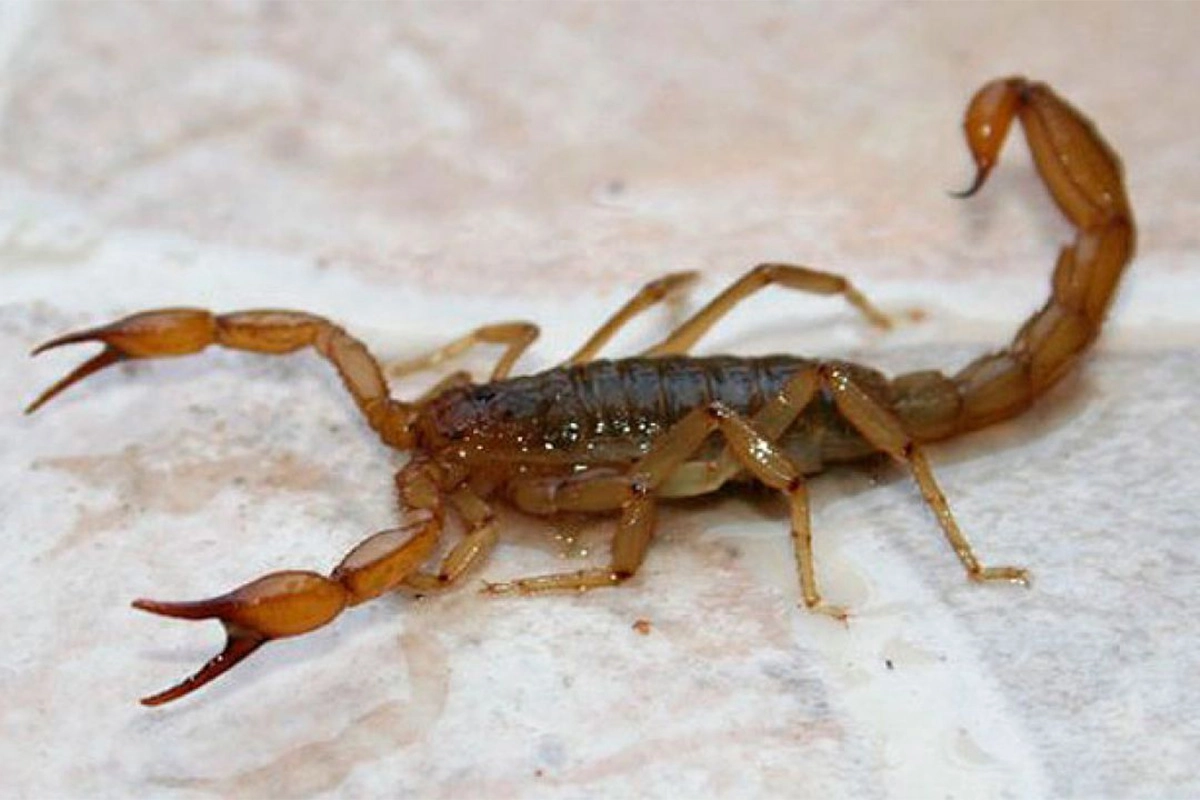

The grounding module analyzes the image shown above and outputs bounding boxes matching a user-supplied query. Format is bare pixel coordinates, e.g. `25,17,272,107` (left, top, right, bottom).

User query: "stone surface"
1,3,1197,798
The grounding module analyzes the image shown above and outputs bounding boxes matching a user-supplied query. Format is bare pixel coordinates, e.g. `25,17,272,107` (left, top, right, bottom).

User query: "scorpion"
26,77,1134,706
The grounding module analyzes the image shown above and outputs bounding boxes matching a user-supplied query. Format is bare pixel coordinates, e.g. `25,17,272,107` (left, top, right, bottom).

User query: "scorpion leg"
388,321,540,382
493,472,658,593
493,377,847,618
657,367,822,498
398,270,697,379
132,457,448,706
415,370,473,403
643,262,891,357
26,308,417,448
565,271,698,364
822,364,1030,585
403,485,499,593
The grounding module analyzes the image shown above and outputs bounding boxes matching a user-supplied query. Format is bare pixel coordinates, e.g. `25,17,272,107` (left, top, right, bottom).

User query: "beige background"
1,3,1197,798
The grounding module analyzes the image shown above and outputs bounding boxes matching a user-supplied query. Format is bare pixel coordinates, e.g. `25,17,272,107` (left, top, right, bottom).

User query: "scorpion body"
27,77,1134,706
425,355,889,475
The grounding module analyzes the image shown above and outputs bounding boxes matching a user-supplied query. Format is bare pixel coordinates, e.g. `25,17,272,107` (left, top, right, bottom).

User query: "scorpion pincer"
26,77,1134,705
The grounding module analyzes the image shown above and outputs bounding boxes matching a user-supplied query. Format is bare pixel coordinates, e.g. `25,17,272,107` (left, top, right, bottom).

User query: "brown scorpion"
26,77,1134,706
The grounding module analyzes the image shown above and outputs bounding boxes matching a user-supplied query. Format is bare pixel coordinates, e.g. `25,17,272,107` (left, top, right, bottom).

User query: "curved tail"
896,77,1135,441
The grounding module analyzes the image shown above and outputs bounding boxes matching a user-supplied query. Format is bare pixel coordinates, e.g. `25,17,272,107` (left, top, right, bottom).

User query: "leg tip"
970,565,1032,587
802,600,852,627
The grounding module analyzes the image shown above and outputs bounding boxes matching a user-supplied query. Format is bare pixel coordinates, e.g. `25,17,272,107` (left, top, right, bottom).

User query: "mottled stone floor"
2,4,1197,798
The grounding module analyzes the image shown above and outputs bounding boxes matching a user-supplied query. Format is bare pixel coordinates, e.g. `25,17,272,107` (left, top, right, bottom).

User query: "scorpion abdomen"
425,355,890,471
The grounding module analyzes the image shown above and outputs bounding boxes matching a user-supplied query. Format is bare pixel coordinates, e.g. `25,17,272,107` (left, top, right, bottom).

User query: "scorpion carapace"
26,77,1134,706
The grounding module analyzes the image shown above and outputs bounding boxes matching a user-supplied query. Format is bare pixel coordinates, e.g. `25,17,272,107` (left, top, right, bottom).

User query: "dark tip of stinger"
948,165,992,199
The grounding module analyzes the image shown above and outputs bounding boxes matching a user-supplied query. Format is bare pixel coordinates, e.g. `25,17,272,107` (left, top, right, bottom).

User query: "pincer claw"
25,309,218,414
25,346,124,414
133,570,349,706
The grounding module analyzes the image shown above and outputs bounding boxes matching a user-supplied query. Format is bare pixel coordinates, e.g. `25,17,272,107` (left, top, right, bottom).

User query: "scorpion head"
420,381,544,452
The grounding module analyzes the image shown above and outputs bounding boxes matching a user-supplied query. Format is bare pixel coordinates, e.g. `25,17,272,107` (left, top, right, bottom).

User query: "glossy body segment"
422,355,888,472
26,77,1133,705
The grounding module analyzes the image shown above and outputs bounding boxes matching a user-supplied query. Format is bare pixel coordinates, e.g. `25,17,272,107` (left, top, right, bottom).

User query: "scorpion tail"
899,78,1135,441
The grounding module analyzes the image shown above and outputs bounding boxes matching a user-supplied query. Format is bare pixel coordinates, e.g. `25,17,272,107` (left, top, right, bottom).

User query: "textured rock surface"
2,3,1197,798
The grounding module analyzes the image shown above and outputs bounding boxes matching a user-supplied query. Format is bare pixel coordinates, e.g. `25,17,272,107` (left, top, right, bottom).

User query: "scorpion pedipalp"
24,345,124,414
26,307,419,447
132,504,445,704
132,571,349,706
24,309,216,413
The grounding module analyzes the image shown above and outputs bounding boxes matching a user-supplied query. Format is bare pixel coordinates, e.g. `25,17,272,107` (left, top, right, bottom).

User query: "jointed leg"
657,366,821,498
130,457,450,706
821,364,1030,584
643,262,890,357
415,370,473,404
492,386,846,617
388,321,540,382
565,271,698,364
26,308,418,448
403,485,500,593
488,486,658,593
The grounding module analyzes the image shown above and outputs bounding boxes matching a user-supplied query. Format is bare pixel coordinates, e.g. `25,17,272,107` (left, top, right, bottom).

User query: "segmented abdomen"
428,355,890,469
552,356,811,441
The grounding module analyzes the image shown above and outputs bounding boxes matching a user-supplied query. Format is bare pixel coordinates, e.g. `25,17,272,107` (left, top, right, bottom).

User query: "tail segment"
898,78,1135,441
